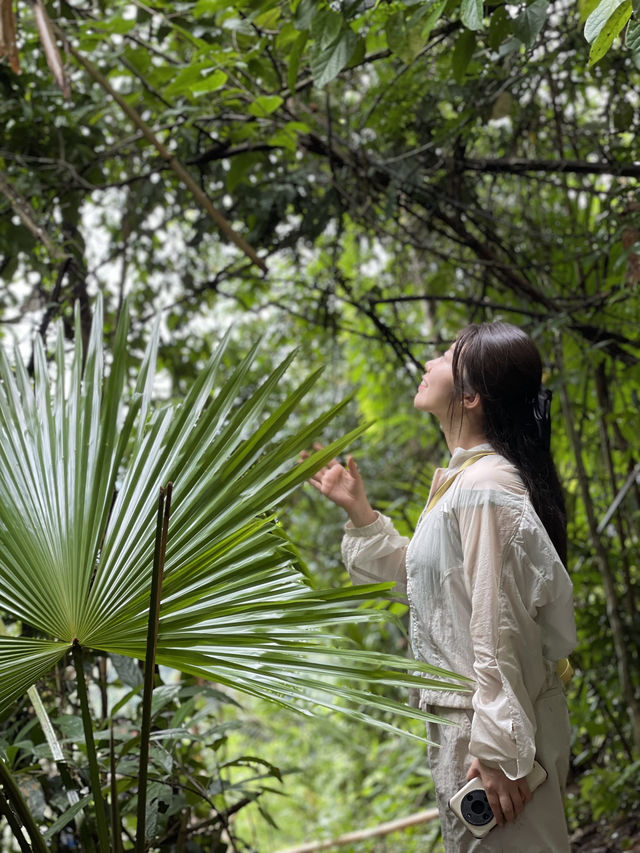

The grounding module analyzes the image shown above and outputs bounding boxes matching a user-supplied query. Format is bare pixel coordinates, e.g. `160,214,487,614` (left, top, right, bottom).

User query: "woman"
309,322,576,853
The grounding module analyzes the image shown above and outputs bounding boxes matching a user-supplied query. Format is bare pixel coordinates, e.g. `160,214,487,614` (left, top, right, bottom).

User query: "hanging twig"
28,0,70,98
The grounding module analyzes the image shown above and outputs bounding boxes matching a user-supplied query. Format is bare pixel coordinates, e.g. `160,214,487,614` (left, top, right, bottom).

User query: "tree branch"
447,157,640,179
273,808,439,853
66,42,268,274
0,168,68,261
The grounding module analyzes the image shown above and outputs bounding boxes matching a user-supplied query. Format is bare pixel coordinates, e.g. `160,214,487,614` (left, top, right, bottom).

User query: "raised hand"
304,448,377,528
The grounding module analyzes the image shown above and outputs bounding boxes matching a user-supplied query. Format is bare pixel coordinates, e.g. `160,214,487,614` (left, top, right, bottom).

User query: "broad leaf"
588,0,631,62
461,0,484,31
584,0,628,41
512,0,549,47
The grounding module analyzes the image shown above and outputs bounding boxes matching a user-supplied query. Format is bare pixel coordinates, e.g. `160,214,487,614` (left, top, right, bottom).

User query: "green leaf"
385,10,426,63
584,0,627,41
248,95,285,117
193,0,230,16
461,0,484,31
163,62,213,97
43,796,92,841
311,8,344,48
189,69,228,96
309,28,358,87
579,0,601,24
294,0,315,30
452,30,476,82
0,638,68,716
511,0,549,47
627,17,640,67
488,6,511,48
111,653,144,688
419,0,448,40
588,0,631,62
226,152,264,192
288,30,309,92
268,121,312,154
612,99,634,129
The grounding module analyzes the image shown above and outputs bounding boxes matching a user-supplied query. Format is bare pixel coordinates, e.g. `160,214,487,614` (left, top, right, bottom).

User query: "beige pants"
427,686,571,853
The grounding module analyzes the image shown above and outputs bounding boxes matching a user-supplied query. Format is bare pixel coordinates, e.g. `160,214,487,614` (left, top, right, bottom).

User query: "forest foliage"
1,0,640,850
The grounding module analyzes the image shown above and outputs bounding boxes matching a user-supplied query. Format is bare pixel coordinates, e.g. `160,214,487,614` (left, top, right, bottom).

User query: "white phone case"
448,760,548,838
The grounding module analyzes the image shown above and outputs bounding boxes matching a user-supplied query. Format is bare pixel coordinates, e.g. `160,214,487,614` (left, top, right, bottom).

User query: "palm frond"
0,298,469,736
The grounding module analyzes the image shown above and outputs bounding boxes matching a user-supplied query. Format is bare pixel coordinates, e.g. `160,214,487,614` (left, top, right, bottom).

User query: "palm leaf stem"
136,483,171,852
0,759,48,853
71,642,110,853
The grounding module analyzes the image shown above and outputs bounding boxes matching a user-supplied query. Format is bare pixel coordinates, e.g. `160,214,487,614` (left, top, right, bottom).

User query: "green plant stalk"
136,483,172,852
110,724,124,853
0,759,48,853
71,642,110,853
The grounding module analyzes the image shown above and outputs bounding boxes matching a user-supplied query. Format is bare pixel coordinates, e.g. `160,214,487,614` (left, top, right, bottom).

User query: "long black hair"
452,322,567,565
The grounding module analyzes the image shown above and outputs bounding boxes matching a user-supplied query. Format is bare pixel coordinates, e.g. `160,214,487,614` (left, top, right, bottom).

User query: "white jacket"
341,444,576,780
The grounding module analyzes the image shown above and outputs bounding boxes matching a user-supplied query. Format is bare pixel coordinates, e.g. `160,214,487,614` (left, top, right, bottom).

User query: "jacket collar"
448,443,494,471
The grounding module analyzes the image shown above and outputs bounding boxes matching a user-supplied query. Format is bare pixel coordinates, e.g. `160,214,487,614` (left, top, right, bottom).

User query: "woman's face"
414,344,456,419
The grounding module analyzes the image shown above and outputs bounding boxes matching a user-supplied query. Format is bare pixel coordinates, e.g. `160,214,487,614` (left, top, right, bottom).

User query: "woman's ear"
462,392,482,412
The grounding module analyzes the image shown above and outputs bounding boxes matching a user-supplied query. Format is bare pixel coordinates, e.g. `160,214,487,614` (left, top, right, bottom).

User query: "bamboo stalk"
65,43,267,274
72,642,111,852
273,807,440,853
136,482,172,852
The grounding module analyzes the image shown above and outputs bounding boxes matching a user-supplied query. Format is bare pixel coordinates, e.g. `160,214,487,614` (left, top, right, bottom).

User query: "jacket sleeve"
341,512,409,601
456,490,544,780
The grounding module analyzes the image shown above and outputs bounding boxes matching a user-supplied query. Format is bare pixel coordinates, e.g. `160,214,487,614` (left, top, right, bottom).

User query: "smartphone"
448,760,548,838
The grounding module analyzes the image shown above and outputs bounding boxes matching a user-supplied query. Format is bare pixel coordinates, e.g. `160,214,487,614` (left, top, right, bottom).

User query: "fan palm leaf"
0,298,469,734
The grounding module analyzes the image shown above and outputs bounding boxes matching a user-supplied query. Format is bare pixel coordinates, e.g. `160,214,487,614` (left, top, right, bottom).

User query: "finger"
499,793,516,823
511,787,527,817
346,455,359,477
520,782,532,805
325,457,343,469
486,792,503,827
